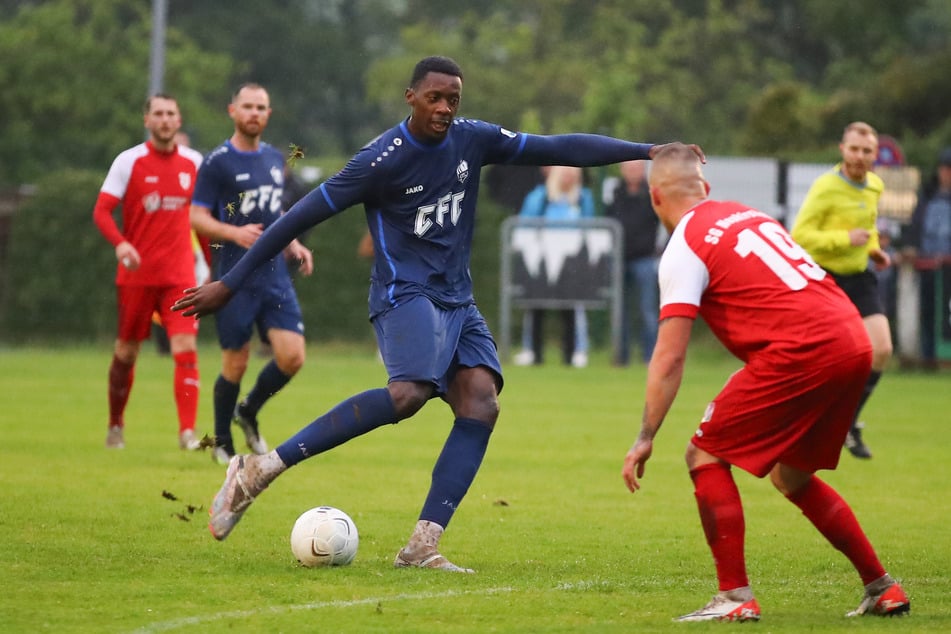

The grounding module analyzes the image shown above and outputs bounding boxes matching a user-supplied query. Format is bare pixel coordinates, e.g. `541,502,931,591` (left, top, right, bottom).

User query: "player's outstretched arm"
171,281,233,318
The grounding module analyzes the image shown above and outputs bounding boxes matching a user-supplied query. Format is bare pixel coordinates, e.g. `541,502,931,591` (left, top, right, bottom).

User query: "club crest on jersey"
456,160,469,185
178,172,191,190
143,191,161,213
271,165,284,186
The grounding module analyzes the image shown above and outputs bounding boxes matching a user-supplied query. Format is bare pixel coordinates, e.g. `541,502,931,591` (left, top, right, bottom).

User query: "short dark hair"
409,56,463,88
144,93,176,113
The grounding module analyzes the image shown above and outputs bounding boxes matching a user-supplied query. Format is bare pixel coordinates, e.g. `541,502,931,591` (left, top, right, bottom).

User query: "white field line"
129,586,515,633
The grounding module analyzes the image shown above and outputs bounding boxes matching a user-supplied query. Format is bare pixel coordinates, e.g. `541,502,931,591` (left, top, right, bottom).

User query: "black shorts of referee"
828,269,885,318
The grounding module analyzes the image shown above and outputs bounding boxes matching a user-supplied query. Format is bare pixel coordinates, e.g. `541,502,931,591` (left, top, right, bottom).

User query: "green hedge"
0,168,507,345
1,169,116,342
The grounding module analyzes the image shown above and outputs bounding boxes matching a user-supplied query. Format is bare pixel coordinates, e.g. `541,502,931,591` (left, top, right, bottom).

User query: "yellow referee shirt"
791,164,884,275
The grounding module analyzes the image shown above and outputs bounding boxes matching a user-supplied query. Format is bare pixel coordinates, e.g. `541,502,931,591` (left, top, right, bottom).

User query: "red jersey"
93,141,203,286
659,200,870,367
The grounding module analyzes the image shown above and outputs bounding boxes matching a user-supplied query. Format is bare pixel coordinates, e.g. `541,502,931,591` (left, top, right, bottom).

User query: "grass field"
2,342,948,633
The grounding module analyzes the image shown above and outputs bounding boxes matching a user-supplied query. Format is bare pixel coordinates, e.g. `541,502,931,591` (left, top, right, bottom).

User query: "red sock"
173,350,199,433
108,356,134,427
690,462,749,591
787,475,886,585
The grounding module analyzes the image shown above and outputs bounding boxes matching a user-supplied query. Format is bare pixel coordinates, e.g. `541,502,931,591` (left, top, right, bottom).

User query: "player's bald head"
648,143,707,201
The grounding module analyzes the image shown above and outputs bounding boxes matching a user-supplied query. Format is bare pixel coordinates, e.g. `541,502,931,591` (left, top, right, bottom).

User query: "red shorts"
117,285,198,342
690,351,872,477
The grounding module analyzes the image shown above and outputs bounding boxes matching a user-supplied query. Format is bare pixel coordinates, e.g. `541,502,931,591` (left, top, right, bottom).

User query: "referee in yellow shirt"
792,122,892,459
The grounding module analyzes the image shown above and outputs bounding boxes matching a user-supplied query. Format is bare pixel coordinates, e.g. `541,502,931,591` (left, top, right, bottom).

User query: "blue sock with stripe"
276,388,397,467
419,418,492,528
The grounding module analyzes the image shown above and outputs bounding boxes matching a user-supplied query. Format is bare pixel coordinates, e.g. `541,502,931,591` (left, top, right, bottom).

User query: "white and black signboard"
499,216,623,360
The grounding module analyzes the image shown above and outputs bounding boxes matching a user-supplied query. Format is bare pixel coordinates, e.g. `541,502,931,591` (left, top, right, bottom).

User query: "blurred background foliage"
1,0,950,342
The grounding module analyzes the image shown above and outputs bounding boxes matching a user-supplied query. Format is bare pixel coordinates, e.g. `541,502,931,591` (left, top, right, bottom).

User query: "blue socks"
419,418,492,528
273,396,493,531
276,388,398,466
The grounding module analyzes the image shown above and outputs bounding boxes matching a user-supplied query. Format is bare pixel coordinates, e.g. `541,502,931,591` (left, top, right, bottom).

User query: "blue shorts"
372,296,504,397
215,281,304,350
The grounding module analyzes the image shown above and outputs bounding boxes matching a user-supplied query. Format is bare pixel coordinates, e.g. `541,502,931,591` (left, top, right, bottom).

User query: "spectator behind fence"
906,147,951,367
604,159,661,366
513,165,595,368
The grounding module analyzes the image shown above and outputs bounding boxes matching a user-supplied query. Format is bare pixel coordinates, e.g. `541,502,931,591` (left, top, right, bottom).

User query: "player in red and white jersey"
92,94,205,451
621,144,908,622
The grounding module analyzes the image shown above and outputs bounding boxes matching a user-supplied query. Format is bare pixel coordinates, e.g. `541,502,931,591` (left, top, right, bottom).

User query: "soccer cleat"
105,425,125,449
844,422,872,459
847,581,910,617
208,455,269,541
232,402,268,455
676,595,761,622
211,445,234,466
178,428,201,451
393,548,475,573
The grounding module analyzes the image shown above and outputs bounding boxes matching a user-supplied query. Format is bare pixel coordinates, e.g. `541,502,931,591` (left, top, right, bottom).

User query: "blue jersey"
219,118,653,317
342,118,523,315
193,140,290,289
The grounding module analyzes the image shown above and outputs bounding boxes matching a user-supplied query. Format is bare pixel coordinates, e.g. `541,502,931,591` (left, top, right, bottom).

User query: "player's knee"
222,355,249,380
871,343,892,369
113,340,139,364
467,393,499,428
683,441,718,472
276,349,305,376
387,381,432,419
769,464,811,497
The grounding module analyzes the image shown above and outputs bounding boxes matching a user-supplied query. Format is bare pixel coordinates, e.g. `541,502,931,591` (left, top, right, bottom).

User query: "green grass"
1,342,948,633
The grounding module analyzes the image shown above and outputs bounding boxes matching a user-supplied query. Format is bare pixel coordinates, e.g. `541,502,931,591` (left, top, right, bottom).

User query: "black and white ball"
289,506,359,567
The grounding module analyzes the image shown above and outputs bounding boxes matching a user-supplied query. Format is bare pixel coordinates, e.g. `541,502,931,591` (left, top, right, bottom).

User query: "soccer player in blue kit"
174,56,704,572
189,83,314,464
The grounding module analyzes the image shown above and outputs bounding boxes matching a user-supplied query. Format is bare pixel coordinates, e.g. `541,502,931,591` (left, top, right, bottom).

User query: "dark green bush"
1,169,116,342
0,169,506,345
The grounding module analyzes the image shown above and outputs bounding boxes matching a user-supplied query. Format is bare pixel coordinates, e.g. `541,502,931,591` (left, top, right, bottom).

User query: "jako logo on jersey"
271,165,284,186
414,191,465,237
405,185,424,194
456,160,469,185
178,172,191,190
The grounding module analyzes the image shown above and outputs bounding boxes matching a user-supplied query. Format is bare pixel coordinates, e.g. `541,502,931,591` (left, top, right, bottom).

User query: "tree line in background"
2,0,951,181
1,0,950,342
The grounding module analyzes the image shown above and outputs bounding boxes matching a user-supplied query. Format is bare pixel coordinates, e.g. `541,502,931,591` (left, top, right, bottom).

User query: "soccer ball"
289,506,359,567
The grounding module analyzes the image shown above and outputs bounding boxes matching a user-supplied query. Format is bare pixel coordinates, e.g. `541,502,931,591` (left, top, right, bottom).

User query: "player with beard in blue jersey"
189,83,314,465
174,56,704,572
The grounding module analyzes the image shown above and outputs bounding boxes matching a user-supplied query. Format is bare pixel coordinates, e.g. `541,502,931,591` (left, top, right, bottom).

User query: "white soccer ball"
289,506,359,567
